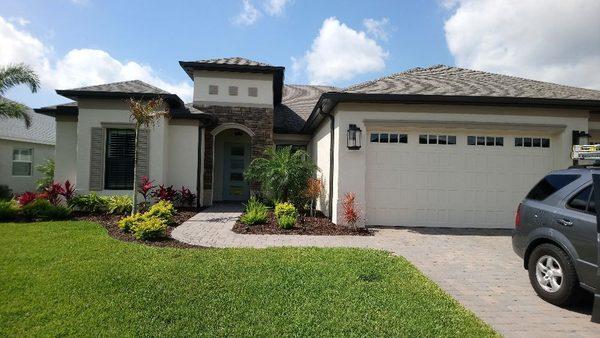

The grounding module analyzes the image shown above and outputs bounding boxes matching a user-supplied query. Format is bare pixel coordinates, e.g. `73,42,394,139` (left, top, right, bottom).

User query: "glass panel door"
223,143,249,201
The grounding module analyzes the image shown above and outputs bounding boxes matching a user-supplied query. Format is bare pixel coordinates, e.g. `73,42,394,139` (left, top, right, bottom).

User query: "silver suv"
513,168,598,306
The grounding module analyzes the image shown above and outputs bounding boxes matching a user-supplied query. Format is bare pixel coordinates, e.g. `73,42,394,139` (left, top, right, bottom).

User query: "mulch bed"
73,210,200,248
232,212,372,236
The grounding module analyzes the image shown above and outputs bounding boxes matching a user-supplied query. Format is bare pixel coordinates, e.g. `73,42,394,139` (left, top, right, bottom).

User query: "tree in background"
0,63,40,128
35,159,55,191
127,98,169,214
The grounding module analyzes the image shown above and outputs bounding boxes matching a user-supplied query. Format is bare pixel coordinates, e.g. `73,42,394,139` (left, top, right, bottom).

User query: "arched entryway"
211,124,254,202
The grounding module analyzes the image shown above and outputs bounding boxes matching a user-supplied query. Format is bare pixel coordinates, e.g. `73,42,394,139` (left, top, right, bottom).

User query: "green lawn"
0,221,497,337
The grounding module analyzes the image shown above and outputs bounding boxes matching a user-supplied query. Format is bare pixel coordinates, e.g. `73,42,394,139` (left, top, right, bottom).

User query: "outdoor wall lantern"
347,124,362,150
573,130,592,145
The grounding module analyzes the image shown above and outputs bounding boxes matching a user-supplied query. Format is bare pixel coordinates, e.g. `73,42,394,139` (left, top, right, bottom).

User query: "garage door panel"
366,130,555,228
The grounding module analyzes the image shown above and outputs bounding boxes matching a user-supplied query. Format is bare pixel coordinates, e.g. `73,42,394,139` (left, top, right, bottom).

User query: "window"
12,148,33,176
104,129,136,190
228,86,238,96
420,134,456,145
514,137,550,148
567,185,592,213
208,85,218,95
468,135,503,146
248,87,258,97
370,132,407,144
526,174,580,201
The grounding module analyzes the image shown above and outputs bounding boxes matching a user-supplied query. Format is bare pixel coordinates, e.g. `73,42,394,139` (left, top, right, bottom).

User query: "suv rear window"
526,174,580,201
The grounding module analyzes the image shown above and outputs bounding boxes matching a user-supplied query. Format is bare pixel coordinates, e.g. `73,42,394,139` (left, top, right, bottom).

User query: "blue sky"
1,0,599,107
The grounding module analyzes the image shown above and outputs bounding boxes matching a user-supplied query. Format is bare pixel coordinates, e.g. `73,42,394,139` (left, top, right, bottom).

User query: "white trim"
0,136,54,145
200,127,205,207
210,123,255,137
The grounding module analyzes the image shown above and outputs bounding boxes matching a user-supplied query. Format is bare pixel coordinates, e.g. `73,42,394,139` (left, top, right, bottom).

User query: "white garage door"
366,129,556,228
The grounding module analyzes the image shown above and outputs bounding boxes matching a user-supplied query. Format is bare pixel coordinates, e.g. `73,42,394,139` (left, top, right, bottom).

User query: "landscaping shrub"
61,180,76,203
18,191,38,206
107,195,133,215
0,200,19,221
342,192,361,228
138,176,155,207
151,184,178,202
131,217,167,240
68,193,109,213
303,177,324,217
277,214,296,229
240,197,269,225
20,198,71,221
274,202,297,219
178,186,196,207
145,200,175,224
44,182,65,206
244,146,318,206
274,202,297,229
35,159,54,191
118,213,146,233
0,185,13,201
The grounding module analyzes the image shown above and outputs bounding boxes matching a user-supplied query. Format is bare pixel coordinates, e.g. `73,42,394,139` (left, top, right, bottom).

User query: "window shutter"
89,127,105,191
136,129,150,182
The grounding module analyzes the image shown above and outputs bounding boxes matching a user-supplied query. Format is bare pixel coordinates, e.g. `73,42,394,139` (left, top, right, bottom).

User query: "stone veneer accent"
202,105,274,190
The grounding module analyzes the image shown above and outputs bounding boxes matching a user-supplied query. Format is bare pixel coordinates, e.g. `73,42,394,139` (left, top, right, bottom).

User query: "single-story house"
36,57,600,228
1,97,55,194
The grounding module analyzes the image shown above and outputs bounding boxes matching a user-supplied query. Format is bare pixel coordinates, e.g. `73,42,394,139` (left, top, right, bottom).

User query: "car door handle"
556,218,573,226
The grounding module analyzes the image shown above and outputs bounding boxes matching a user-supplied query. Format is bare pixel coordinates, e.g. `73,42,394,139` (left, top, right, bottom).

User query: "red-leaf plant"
151,184,178,202
138,176,155,204
178,186,196,207
61,180,76,202
341,192,361,228
18,191,38,206
44,182,65,206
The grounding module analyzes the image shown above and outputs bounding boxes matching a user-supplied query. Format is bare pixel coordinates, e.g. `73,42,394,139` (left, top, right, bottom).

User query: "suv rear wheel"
527,243,582,306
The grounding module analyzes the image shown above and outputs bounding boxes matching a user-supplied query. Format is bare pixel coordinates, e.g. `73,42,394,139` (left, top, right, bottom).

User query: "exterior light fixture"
347,124,362,150
573,130,592,145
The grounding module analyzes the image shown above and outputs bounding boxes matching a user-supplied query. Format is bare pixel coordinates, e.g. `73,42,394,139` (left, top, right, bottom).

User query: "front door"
223,142,249,201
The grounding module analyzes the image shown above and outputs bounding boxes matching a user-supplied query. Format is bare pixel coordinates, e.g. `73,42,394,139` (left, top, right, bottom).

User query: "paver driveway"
173,205,598,337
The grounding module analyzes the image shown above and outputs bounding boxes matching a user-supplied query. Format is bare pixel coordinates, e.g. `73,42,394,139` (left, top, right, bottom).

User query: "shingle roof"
0,97,55,145
192,57,273,67
343,65,600,101
274,84,337,133
58,79,171,95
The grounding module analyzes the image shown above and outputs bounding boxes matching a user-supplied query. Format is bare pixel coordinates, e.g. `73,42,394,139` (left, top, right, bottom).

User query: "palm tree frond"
0,63,40,95
0,100,32,127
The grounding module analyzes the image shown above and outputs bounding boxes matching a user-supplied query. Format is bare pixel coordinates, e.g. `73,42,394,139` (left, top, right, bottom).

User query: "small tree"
303,177,323,217
127,98,169,214
244,146,318,205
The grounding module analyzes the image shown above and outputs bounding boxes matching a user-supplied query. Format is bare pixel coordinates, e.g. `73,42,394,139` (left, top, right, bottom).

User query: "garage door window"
515,137,550,148
467,136,503,146
419,134,456,145
370,132,407,144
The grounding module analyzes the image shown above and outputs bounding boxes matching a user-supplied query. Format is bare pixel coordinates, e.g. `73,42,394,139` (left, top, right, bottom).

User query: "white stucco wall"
0,139,54,194
193,70,273,107
54,117,78,184
308,114,336,215
324,103,589,225
75,99,168,195
166,121,198,192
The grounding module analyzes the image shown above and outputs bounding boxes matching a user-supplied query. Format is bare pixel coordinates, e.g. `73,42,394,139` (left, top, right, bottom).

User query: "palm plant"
127,98,169,214
0,63,40,128
244,146,318,205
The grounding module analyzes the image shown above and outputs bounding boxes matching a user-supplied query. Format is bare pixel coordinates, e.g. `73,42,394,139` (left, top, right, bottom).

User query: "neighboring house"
36,58,600,229
0,97,55,194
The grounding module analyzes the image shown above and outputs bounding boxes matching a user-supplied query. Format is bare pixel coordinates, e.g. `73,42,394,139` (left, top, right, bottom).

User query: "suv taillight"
515,203,522,228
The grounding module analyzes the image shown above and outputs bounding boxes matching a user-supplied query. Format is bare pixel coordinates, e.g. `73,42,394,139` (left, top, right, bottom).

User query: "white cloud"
264,0,291,16
8,17,30,26
233,0,261,26
294,17,388,85
444,0,600,89
0,16,192,102
363,18,391,41
69,0,89,5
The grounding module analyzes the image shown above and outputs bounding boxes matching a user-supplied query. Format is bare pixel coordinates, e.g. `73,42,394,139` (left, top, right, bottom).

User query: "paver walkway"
172,204,598,337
